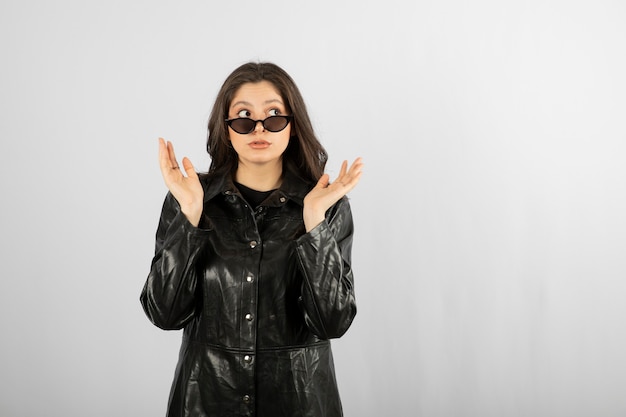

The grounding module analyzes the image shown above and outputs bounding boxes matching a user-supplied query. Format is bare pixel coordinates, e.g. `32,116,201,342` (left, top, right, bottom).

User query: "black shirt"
235,182,276,209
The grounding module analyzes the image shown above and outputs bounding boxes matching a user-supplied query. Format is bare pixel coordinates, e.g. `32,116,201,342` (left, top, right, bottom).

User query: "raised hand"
158,138,204,227
303,157,363,232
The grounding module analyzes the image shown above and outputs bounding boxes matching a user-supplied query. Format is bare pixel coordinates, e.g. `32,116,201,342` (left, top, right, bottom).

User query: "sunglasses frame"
225,115,293,134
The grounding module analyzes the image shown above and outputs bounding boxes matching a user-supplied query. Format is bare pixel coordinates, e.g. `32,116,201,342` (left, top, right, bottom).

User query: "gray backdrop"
1,1,625,416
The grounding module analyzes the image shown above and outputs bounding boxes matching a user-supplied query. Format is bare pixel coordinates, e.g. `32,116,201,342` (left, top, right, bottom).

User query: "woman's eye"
268,109,281,116
237,110,251,118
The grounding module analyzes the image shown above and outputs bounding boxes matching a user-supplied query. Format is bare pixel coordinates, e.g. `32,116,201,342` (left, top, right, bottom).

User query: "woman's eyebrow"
230,100,252,108
230,99,284,108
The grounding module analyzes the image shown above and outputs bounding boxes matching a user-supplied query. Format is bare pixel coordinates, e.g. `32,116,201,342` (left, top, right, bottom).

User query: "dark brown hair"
205,62,327,183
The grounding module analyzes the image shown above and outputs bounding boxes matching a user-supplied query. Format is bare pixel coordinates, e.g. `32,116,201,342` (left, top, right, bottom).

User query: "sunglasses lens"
228,116,291,134
264,116,289,132
230,118,255,134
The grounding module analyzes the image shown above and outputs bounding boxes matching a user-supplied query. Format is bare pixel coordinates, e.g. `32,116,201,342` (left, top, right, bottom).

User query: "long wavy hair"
205,62,327,183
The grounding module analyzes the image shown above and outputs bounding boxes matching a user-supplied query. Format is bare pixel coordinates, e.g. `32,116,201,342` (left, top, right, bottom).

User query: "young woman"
141,62,363,417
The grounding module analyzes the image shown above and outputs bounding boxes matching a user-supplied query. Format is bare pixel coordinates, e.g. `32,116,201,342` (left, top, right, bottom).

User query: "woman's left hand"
303,157,363,232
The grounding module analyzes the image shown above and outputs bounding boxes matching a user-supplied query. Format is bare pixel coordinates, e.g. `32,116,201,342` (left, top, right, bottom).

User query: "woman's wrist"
181,206,202,228
303,209,325,233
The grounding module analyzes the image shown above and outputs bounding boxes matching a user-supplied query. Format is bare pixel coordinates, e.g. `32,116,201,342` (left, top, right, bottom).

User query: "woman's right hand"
158,138,204,227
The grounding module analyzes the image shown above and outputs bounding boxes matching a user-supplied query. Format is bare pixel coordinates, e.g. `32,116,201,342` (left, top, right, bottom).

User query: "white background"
1,1,625,416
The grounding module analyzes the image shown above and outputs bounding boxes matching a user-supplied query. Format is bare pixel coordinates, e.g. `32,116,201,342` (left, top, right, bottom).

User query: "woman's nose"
253,119,265,132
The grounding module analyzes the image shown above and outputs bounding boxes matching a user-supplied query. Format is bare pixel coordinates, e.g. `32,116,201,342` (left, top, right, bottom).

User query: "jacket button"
279,197,286,203
249,240,257,249
243,394,251,403
244,354,252,363
246,275,254,283
245,313,253,321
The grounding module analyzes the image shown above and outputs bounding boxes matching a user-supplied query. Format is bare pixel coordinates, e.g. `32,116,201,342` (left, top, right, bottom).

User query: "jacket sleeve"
140,192,207,330
295,196,357,339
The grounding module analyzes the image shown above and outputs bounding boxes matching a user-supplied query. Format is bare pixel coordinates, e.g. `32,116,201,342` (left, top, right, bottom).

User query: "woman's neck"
235,161,283,192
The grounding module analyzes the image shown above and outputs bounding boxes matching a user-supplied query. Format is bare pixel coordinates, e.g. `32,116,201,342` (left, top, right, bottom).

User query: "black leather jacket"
140,169,357,417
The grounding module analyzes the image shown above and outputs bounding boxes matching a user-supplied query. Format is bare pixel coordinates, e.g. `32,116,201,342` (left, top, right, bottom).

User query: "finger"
182,157,198,179
336,158,364,190
347,157,363,172
330,160,348,185
316,173,330,189
345,158,364,179
335,173,362,197
338,160,348,178
336,158,362,182
158,137,174,174
166,141,180,168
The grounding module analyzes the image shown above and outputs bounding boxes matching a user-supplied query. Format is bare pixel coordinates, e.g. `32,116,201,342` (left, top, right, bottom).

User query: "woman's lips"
249,140,270,149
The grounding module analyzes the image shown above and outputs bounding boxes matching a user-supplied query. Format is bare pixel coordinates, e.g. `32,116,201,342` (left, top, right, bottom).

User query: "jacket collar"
202,167,313,207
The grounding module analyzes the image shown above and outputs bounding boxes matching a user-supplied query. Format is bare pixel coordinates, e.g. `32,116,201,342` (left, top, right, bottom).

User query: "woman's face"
227,80,291,169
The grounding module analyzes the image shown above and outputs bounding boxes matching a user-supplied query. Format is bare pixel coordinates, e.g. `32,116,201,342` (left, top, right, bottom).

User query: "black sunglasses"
225,115,293,134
